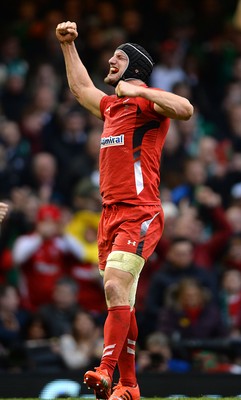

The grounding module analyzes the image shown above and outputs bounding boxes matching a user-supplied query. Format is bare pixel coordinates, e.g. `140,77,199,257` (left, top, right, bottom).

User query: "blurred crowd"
1,0,241,375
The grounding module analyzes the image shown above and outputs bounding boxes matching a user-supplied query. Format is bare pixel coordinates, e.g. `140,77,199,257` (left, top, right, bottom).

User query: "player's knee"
104,279,117,298
104,278,126,304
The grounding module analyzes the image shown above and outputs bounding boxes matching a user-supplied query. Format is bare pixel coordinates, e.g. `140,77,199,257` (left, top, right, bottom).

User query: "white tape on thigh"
106,250,145,276
129,274,139,309
106,251,145,308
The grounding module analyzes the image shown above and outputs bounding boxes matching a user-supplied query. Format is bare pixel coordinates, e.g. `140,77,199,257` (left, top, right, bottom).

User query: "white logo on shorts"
127,240,136,246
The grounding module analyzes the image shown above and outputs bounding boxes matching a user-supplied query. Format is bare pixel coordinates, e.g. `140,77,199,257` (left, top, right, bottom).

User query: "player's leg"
84,204,163,399
100,251,144,372
83,209,113,399
84,252,144,399
109,273,141,400
109,205,164,400
117,274,139,386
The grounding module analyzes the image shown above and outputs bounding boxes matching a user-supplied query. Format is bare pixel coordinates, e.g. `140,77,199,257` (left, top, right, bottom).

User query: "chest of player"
103,98,140,128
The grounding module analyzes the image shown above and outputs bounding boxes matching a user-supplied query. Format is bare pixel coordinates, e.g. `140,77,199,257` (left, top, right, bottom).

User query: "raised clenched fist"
56,21,78,44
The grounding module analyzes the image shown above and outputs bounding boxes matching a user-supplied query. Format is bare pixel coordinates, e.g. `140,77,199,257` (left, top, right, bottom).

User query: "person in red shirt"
219,269,241,335
12,204,84,311
56,21,193,400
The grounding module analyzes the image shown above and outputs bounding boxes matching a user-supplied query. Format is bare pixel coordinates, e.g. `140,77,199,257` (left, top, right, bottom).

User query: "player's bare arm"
0,202,8,223
116,80,194,120
56,21,106,119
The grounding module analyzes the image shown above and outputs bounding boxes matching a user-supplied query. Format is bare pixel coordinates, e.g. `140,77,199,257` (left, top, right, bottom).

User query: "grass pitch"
1,397,240,400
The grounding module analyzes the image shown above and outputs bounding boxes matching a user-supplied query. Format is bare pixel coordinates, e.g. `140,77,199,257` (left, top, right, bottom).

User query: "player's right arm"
56,21,106,119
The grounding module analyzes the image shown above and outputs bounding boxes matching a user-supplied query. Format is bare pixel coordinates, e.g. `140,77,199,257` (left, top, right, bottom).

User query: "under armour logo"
127,240,136,246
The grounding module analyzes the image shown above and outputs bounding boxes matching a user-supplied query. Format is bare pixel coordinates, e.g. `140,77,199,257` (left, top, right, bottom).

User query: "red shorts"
98,203,164,271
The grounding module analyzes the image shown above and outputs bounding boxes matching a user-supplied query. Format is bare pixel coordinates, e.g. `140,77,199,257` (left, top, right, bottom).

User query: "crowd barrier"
1,371,241,398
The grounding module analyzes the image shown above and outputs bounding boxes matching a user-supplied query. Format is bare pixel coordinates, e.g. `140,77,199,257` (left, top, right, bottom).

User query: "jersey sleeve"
138,91,166,121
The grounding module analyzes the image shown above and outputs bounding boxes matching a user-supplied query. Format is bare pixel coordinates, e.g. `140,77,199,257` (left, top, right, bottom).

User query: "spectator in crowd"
0,188,41,285
0,34,29,122
136,331,190,373
220,233,241,272
65,205,106,315
64,128,101,205
20,86,59,154
120,9,145,46
25,152,65,205
0,284,30,353
0,34,29,75
160,120,188,189
156,276,231,369
12,204,84,311
207,148,241,208
224,102,241,151
197,136,220,177
142,237,218,344
221,205,241,272
150,39,187,92
23,314,64,372
38,276,81,338
154,185,232,270
0,144,15,199
171,157,207,206
46,109,88,170
225,204,241,234
58,310,104,370
0,70,29,122
28,62,61,97
72,176,102,213
0,120,31,190
219,269,241,336
156,278,227,341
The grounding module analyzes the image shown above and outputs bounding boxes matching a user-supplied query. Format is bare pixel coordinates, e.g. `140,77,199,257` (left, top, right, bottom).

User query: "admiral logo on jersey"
101,134,124,148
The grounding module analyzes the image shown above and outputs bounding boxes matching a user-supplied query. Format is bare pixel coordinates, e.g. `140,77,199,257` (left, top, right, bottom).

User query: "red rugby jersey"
99,88,170,205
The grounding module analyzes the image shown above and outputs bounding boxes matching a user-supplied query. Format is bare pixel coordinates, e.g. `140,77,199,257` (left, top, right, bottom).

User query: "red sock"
100,305,131,379
118,308,138,387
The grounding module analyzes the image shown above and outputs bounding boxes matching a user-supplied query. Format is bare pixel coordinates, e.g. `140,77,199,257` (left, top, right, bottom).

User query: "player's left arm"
115,81,194,120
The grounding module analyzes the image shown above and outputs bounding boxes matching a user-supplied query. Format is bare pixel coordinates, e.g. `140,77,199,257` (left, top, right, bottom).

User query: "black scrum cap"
117,43,154,83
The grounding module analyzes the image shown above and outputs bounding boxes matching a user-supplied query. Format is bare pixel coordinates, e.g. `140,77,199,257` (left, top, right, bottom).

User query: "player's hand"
56,21,78,44
0,202,8,223
115,81,140,98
